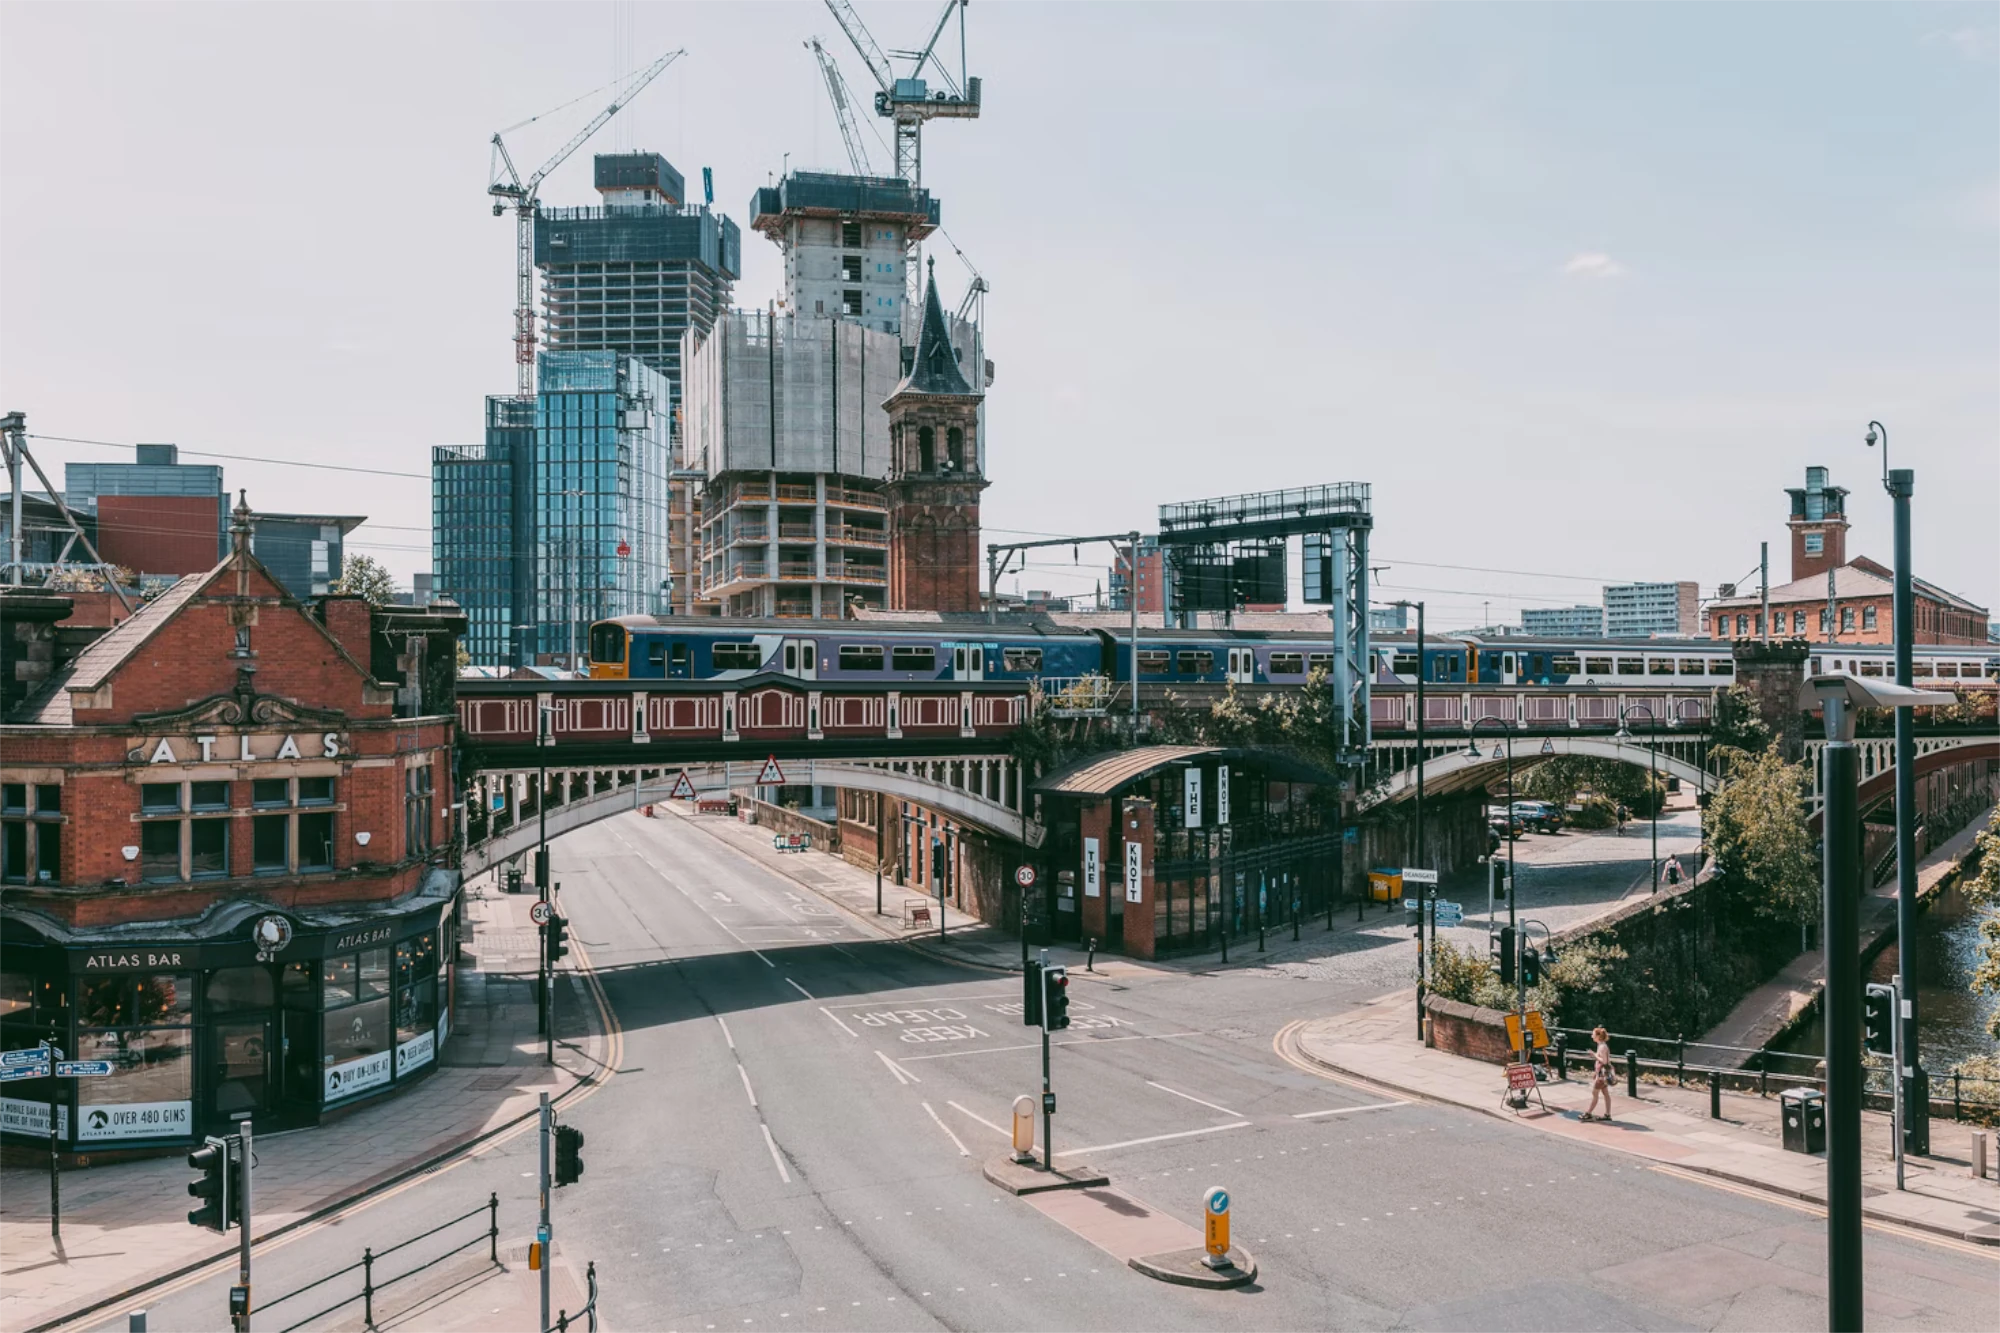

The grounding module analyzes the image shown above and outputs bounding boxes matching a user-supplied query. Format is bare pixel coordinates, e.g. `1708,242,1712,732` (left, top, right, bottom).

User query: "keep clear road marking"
1145,1080,1240,1118
922,1102,971,1157
1055,1122,1252,1159
761,1123,792,1183
1293,1100,1407,1119
819,1006,858,1037
875,1050,919,1085
785,976,814,1000
716,1015,736,1050
947,1101,1011,1139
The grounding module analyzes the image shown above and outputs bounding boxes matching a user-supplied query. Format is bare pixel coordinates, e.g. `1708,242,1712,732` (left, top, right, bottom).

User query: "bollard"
1012,1095,1036,1164
1202,1186,1232,1270
128,1313,147,1333
1293,898,1300,942
1675,1034,1686,1087
1710,1072,1722,1120
1953,1071,1962,1122
1626,1049,1639,1099
1971,1130,1988,1180
1258,922,1266,952
1553,1033,1569,1081
1086,938,1097,972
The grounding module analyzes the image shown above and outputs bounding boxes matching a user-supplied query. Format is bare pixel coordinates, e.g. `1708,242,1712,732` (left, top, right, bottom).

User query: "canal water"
1771,881,1998,1076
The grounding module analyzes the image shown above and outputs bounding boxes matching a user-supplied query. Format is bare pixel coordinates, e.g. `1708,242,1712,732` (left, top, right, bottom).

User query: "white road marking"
739,1065,758,1108
821,993,1010,1009
1055,1121,1251,1158
818,1006,858,1037
1292,1100,1407,1119
716,1015,735,1049
785,977,814,1000
899,1031,1201,1062
922,1101,971,1157
946,1101,1011,1139
761,1123,791,1183
750,950,775,968
875,1049,919,1085
1145,1080,1240,1118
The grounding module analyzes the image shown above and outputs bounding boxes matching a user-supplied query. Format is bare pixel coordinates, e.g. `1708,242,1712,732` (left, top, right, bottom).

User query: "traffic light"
554,1122,585,1186
1520,945,1541,987
546,914,569,965
1022,959,1044,1027
1044,966,1071,1030
1863,983,1895,1054
1497,927,1516,985
187,1137,231,1232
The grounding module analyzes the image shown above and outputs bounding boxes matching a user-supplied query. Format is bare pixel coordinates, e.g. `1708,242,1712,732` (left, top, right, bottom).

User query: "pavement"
0,878,611,1333
1290,993,2000,1246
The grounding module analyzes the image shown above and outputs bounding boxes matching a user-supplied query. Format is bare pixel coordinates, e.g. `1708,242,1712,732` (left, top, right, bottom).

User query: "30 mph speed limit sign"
1015,865,1037,888
529,901,554,925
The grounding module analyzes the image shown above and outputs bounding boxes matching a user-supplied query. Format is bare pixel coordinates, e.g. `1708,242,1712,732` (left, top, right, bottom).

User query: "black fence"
546,1260,599,1333
261,1193,499,1332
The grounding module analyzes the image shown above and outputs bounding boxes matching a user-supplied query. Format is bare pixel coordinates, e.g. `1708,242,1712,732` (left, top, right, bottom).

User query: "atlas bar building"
1,497,466,1154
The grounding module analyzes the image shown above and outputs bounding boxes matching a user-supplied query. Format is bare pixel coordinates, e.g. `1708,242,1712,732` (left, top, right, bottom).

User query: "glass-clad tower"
433,353,671,667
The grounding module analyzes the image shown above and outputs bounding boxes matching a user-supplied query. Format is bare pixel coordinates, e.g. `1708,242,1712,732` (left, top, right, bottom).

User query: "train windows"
1648,659,1675,675
1585,658,1612,675
890,646,936,672
670,643,689,675
1177,651,1215,675
1001,648,1042,673
1932,662,1958,678
1617,658,1644,675
713,642,763,671
1137,650,1172,675
1270,652,1305,675
589,623,625,665
839,645,886,671
1860,660,1885,677
1678,658,1705,676
1552,655,1580,675
1709,659,1733,676
1392,653,1420,676
646,640,666,669
1309,653,1335,674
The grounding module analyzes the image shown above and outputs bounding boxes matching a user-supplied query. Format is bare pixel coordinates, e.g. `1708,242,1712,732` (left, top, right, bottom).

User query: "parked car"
1510,800,1563,833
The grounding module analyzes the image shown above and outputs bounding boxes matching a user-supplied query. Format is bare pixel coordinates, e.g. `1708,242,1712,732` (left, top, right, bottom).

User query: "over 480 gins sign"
132,731,347,765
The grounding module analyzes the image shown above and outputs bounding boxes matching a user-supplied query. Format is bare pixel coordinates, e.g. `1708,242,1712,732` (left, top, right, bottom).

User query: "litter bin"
1780,1087,1826,1154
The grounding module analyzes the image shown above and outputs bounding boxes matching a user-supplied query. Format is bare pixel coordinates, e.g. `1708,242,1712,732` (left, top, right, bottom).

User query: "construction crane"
488,49,685,398
823,0,980,314
807,37,874,176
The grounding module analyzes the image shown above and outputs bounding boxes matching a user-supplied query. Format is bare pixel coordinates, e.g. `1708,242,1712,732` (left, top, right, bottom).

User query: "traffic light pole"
1890,975,1905,1191
42,1038,59,1246
1822,736,1864,1333
233,1120,253,1333
539,1093,552,1333
1040,951,1052,1172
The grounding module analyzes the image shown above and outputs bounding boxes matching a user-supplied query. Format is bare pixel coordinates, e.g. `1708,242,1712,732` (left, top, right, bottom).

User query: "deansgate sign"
130,731,348,765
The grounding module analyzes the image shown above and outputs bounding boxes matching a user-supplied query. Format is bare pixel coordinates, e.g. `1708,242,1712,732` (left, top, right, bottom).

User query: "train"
585,615,1999,693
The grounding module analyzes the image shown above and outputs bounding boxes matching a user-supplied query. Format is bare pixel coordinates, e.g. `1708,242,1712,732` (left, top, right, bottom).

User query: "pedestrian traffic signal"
1044,966,1071,1030
187,1137,231,1232
1497,927,1516,984
1022,959,1044,1027
1520,945,1541,987
546,914,569,965
554,1122,585,1186
1863,983,1895,1054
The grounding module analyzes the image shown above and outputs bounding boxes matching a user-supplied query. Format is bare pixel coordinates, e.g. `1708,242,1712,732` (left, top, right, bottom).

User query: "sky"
3,1,1995,628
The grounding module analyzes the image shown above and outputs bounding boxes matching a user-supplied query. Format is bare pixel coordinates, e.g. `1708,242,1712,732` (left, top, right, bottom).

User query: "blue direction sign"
2,1047,59,1066
0,1062,49,1082
55,1061,115,1078
1433,901,1464,923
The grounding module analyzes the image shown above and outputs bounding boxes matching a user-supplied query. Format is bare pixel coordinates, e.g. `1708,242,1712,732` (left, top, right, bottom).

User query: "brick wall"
1425,995,1516,1064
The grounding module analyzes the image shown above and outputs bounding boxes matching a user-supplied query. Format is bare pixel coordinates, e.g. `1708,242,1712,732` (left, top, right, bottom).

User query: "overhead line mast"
488,50,686,398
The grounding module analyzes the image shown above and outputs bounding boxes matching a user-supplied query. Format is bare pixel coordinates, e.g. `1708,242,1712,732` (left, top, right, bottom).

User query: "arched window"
946,427,964,469
917,426,935,473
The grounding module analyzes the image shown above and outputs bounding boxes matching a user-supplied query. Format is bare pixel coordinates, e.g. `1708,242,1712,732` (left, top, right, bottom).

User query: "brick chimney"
319,595,374,666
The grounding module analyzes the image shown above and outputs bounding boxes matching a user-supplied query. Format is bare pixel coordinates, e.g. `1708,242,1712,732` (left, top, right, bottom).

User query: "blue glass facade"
433,354,671,667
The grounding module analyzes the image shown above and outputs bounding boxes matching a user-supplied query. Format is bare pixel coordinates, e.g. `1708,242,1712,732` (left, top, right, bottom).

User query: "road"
102,809,1996,1331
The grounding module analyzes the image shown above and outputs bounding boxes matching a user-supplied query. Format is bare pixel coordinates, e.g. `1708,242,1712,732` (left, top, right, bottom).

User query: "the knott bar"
1,497,467,1157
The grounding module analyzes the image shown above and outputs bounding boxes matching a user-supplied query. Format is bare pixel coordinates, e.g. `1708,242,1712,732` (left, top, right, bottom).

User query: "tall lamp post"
1615,704,1664,893
1388,600,1426,1039
1865,419,1927,1155
1467,721,1556,977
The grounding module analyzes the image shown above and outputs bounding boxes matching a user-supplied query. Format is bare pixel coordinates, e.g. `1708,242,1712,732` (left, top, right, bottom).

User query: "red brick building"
885,265,987,613
1,499,465,1151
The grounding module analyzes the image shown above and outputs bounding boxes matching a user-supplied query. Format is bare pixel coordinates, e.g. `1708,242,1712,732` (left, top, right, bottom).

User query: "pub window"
1176,651,1214,675
322,947,391,1080
190,819,229,877
405,764,434,858
0,782,62,885
140,820,181,882
253,815,288,873
1269,652,1305,675
890,645,936,672
0,785,23,814
839,644,886,671
141,783,181,813
299,812,335,872
1137,650,1171,675
395,932,439,1046
252,779,289,808
189,781,229,811
76,972,193,1135
298,777,335,805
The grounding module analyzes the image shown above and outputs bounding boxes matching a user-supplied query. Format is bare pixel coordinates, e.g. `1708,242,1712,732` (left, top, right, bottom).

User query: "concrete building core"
749,172,938,337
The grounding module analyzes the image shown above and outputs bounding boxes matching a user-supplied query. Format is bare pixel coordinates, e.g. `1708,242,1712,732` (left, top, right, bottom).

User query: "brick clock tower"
885,262,987,612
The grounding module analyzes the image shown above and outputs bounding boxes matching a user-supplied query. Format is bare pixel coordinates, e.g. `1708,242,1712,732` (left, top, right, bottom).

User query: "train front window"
589,624,625,665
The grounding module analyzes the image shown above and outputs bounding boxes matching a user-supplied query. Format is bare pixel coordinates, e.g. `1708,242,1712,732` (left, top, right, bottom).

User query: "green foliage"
1566,795,1618,830
1520,756,1664,817
455,642,472,671
1705,747,1819,926
332,553,398,605
1959,807,2000,1040
1709,684,1773,760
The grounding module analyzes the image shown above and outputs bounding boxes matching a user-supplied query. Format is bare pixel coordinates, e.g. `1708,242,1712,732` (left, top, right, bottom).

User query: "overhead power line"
28,434,430,481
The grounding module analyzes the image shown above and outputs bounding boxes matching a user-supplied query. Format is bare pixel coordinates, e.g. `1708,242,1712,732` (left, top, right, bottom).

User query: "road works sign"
669,770,698,799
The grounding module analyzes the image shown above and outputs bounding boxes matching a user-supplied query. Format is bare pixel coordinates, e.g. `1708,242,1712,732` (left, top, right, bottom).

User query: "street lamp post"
1468,717,1517,958
1390,600,1427,1039
1866,419,1928,1155
1616,704,1663,893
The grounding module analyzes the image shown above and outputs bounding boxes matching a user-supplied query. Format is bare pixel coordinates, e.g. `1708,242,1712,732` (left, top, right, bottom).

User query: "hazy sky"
4,1,1995,626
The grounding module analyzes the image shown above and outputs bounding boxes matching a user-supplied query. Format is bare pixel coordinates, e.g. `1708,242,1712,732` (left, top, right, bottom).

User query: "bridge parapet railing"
1040,675,1112,717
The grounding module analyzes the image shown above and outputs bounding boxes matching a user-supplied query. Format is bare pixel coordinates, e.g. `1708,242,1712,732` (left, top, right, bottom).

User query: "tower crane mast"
488,49,685,398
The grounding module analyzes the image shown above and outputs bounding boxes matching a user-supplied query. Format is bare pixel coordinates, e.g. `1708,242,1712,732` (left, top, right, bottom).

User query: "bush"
1566,795,1618,830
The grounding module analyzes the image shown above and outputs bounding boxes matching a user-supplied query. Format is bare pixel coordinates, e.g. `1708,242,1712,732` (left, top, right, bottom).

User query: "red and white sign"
529,901,554,926
616,540,631,557
1504,1062,1538,1091
669,770,697,800
757,755,787,785
1015,865,1037,888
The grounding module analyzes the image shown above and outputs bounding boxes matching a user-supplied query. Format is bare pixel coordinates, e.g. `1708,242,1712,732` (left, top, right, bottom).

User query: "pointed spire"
899,257,974,396
230,489,254,558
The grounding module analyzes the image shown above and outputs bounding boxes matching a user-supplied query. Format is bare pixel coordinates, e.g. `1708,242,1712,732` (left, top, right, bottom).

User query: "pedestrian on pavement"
1582,1025,1615,1121
1616,805,1628,834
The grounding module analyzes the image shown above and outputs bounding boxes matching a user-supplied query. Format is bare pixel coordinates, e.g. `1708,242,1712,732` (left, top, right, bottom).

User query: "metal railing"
545,1260,599,1332
1040,675,1112,717
260,1193,499,1332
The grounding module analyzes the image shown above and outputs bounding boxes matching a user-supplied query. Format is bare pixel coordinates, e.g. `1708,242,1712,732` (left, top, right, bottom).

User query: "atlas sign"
136,732,346,765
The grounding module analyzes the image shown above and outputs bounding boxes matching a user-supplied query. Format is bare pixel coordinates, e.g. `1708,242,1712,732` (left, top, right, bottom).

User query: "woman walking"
1582,1024,1615,1122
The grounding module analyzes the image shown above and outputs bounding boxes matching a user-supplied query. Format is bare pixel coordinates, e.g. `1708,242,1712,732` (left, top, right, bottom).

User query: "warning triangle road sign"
757,755,786,785
669,770,697,800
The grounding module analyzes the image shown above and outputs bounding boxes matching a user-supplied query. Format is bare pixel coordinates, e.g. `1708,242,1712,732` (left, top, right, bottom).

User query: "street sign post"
1203,1186,1232,1269
529,901,554,926
1015,864,1037,888
0,1063,49,1082
1402,868,1439,885
2,1047,59,1066
54,1061,114,1078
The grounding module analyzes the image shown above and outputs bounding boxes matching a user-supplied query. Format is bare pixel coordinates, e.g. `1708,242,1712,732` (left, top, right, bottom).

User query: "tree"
332,554,397,605
1958,807,2000,1040
1705,747,1818,925
1709,684,1773,760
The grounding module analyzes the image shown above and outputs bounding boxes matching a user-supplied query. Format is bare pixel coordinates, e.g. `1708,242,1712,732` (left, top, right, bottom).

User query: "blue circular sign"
1206,1188,1229,1215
